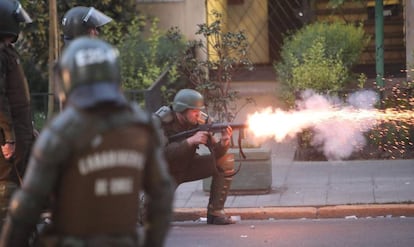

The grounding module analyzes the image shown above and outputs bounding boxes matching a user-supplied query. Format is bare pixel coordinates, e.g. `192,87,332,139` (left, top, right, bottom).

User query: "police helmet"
62,6,112,40
172,89,205,112
56,37,126,108
0,0,32,42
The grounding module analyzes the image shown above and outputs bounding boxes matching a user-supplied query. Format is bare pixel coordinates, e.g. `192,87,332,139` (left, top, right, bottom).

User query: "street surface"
166,217,414,247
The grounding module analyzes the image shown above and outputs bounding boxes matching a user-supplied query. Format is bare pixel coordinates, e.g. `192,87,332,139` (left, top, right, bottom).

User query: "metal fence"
267,0,307,62
225,0,305,64
218,0,405,76
31,68,171,130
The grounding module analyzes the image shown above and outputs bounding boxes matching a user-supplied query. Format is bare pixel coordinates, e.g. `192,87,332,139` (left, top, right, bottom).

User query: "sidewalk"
173,138,414,221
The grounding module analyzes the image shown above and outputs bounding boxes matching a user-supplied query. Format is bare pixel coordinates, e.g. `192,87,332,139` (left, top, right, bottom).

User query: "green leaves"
290,38,348,92
16,0,140,94
274,21,369,106
179,10,253,122
117,17,186,93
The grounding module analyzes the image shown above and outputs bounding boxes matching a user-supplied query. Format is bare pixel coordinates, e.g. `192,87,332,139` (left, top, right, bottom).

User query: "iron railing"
31,68,171,129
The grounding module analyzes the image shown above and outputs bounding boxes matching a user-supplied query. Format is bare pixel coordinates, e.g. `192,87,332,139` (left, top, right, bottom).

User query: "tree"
18,0,140,94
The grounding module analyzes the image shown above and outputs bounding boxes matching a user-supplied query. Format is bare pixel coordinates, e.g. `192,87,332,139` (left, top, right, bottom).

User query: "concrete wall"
405,0,414,81
136,0,206,41
137,0,269,64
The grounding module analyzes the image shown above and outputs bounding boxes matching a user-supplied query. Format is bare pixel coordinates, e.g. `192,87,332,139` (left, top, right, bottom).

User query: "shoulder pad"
154,106,174,124
48,107,83,134
129,102,151,124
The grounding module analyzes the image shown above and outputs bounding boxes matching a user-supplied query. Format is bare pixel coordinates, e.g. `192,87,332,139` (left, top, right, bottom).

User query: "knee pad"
217,153,235,176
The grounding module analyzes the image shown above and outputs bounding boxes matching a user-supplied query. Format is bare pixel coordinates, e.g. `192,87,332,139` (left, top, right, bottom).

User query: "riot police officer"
0,0,34,229
0,37,174,247
155,89,236,225
61,6,112,46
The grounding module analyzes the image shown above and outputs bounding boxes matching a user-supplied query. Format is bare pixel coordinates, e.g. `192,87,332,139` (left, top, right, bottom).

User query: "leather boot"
207,154,235,225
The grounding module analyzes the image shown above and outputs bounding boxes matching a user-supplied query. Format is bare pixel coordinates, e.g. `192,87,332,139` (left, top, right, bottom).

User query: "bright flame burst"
247,107,414,142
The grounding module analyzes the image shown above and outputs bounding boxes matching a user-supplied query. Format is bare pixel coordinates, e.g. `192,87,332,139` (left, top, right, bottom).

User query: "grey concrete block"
203,148,272,194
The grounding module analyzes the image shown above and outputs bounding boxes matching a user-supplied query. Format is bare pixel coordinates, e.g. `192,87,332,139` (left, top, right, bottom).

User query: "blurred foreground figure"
0,37,174,247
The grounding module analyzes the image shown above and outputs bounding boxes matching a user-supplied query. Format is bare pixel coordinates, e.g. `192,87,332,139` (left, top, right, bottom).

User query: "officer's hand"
1,143,15,160
186,131,210,146
221,126,232,146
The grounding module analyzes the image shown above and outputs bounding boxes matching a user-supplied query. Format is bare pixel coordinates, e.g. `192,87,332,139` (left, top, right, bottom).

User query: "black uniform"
0,42,34,226
158,106,235,225
161,111,229,184
0,103,173,247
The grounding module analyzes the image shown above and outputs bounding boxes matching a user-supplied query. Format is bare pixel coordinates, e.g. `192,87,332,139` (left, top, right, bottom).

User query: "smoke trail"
247,90,386,160
298,90,378,160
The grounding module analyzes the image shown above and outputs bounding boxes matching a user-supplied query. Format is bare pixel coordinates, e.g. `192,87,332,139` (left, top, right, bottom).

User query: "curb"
173,204,414,221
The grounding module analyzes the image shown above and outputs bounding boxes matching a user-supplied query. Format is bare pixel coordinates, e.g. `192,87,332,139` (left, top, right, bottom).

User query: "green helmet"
56,37,126,108
62,6,112,42
0,0,32,42
172,89,205,112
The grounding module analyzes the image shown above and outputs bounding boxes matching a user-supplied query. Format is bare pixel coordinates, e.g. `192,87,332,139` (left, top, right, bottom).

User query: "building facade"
137,0,411,80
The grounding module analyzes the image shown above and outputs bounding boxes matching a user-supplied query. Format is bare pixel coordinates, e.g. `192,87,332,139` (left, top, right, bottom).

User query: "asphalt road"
166,217,414,247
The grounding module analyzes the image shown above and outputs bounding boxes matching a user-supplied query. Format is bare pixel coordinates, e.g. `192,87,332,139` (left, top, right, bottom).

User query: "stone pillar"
203,147,272,194
206,0,228,61
406,0,414,81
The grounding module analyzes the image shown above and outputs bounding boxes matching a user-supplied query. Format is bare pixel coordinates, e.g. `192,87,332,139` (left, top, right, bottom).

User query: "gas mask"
197,111,209,125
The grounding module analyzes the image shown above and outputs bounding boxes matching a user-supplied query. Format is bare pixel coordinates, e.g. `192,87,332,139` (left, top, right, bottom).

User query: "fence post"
144,68,170,112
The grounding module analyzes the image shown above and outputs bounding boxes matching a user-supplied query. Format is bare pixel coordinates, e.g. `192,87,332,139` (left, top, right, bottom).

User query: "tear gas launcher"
168,122,249,159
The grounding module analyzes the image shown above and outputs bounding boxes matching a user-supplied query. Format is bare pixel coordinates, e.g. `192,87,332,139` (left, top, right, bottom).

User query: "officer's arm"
0,127,70,246
153,106,197,163
143,125,174,247
210,126,232,159
164,137,197,163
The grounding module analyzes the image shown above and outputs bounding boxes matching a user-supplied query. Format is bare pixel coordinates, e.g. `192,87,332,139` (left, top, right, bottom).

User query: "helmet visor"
15,3,33,23
83,7,112,28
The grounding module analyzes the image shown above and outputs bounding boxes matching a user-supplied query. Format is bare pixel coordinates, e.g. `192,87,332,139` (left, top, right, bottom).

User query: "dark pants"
172,155,216,187
0,181,18,230
0,138,33,230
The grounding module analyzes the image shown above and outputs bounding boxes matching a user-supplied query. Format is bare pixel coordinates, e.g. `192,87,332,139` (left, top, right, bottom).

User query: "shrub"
365,85,414,159
115,17,187,91
289,38,348,92
275,21,369,106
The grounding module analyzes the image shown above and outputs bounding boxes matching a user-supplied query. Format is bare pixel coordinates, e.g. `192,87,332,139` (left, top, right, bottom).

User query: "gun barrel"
211,123,248,130
167,122,249,143
229,123,249,129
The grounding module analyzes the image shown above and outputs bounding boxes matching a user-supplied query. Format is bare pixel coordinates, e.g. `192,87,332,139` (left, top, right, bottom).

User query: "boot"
207,154,235,225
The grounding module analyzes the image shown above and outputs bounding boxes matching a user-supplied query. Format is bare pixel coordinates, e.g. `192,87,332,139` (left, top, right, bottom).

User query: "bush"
364,85,414,159
290,38,348,92
366,121,414,159
115,17,186,91
18,0,141,94
275,21,369,106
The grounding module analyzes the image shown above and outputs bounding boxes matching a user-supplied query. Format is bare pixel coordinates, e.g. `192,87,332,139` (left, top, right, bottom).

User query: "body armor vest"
52,106,151,236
